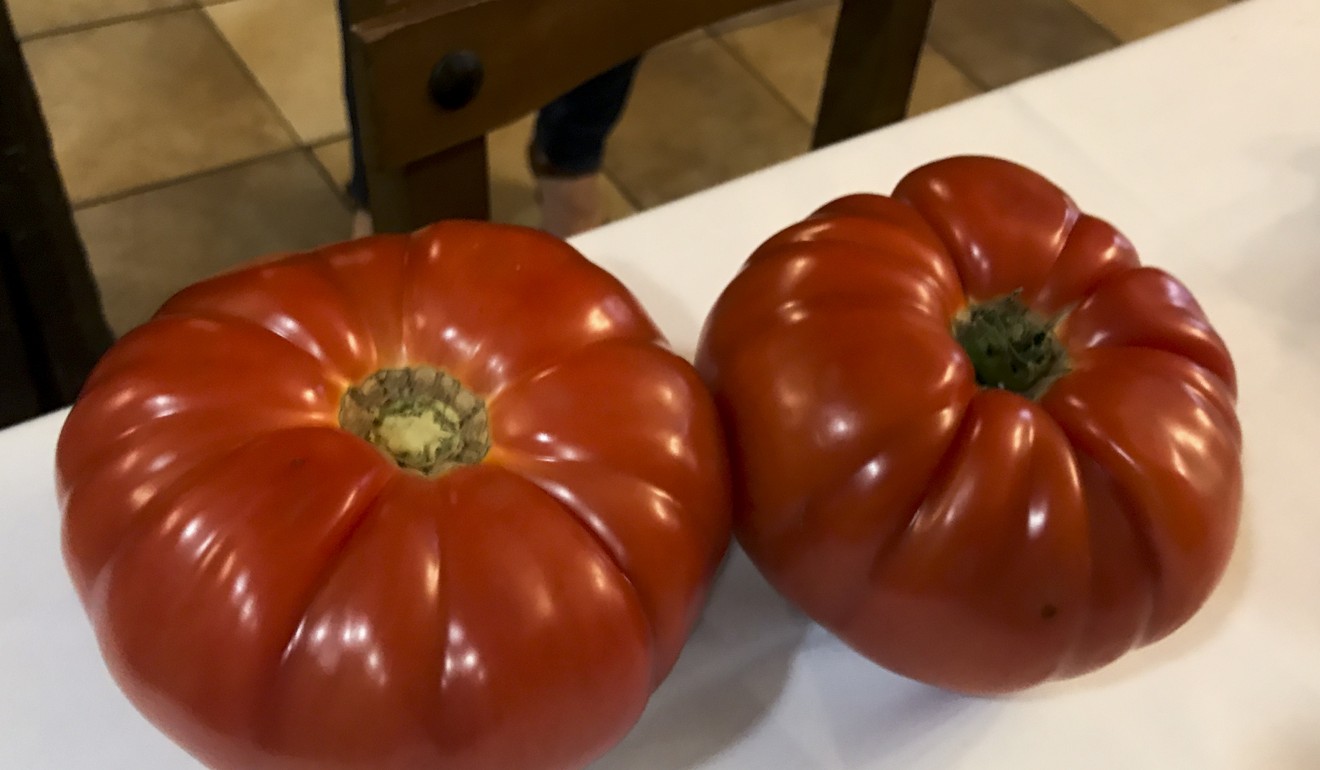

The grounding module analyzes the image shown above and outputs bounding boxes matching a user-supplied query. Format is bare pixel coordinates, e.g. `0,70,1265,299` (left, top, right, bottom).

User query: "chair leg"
813,0,935,150
343,1,492,233
366,137,491,233
1,1,113,426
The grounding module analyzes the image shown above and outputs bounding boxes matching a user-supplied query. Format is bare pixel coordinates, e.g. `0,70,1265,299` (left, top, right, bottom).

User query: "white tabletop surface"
5,0,1319,766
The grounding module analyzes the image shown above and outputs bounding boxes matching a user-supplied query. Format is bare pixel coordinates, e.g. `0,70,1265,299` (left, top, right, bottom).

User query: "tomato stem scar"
338,366,490,476
952,291,1069,400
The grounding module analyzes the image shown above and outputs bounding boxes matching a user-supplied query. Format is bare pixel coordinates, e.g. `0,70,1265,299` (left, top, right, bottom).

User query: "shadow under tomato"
592,544,1005,769
1015,497,1256,697
589,547,811,769
817,676,1001,769
585,257,722,363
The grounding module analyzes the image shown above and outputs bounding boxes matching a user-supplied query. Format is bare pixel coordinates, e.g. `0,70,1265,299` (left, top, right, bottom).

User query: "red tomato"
57,222,731,769
697,156,1241,694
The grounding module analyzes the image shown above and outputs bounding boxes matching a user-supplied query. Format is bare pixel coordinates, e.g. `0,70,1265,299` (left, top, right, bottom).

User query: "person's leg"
337,2,639,240
336,0,373,236
532,58,642,176
532,58,642,237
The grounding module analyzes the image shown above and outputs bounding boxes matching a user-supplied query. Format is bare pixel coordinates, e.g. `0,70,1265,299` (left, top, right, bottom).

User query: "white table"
5,1,1319,766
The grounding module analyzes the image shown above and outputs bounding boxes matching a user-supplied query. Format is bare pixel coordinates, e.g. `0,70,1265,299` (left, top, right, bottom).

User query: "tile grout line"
926,0,1125,93
926,38,998,93
20,4,196,43
196,4,353,206
198,6,309,148
1059,0,1128,46
706,28,817,129
302,134,356,210
44,4,341,213
605,23,819,215
309,133,351,149
301,145,356,212
710,0,837,37
601,166,645,213
72,146,311,211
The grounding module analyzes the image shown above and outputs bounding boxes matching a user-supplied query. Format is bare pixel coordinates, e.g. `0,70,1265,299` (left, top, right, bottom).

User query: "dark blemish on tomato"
1041,604,1058,620
290,457,307,469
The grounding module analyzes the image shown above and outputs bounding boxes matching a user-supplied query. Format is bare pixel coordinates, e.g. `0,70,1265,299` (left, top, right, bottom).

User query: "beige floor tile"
488,115,634,231
716,4,835,122
930,0,1119,88
488,115,556,229
1069,0,1229,41
910,48,982,116
716,5,979,123
312,139,354,192
76,152,351,334
708,0,836,35
23,10,296,204
308,125,634,232
656,28,714,51
596,177,638,230
205,0,349,143
605,33,811,210
7,0,187,38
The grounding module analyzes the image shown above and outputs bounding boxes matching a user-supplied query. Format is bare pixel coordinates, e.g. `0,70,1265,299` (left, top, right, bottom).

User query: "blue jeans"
338,2,640,208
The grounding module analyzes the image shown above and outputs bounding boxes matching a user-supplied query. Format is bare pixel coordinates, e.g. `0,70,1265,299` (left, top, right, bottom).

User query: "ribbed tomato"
697,156,1241,694
57,222,731,768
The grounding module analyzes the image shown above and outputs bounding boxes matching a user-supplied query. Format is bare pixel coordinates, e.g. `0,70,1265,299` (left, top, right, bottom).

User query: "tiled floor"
12,0,1229,334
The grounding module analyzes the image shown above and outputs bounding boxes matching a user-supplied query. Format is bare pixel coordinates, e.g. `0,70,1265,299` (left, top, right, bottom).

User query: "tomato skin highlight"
696,156,1241,694
58,222,732,769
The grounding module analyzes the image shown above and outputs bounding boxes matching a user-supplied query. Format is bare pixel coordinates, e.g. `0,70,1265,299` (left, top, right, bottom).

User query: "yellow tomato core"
339,366,490,476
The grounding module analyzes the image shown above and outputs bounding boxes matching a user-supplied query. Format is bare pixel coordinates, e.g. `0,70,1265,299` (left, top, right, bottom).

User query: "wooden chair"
1,0,113,427
343,0,936,233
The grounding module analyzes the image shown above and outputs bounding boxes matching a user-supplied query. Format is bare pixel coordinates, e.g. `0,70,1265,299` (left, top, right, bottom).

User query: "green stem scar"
952,292,1069,400
339,366,490,476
